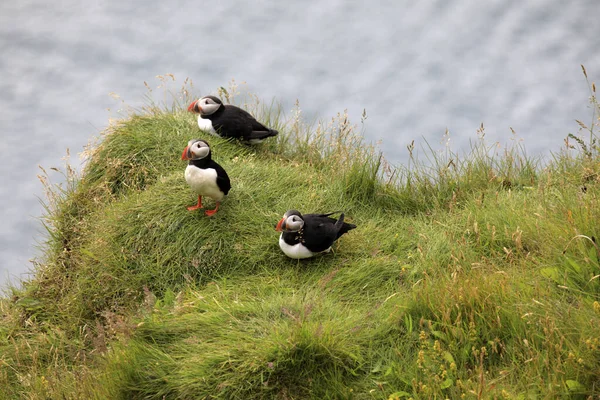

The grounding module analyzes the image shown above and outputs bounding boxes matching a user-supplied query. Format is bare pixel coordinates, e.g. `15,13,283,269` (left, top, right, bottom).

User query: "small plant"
542,234,600,300
566,65,599,159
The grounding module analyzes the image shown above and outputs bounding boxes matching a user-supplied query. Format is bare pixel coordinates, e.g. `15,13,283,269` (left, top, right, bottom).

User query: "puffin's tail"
246,129,278,142
334,213,357,238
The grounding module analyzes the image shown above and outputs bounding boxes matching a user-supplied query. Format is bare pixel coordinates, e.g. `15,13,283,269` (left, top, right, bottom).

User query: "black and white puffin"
275,210,356,259
181,139,231,216
187,95,278,144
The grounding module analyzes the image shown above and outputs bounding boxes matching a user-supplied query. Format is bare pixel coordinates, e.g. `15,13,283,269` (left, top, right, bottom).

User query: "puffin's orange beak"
275,218,285,232
187,101,198,113
181,146,190,160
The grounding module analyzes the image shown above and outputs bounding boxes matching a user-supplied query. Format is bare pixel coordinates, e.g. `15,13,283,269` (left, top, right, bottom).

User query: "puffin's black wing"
309,211,341,218
209,106,250,139
248,117,278,141
217,105,277,141
209,160,231,195
302,214,341,252
245,129,278,142
249,115,272,132
302,213,357,252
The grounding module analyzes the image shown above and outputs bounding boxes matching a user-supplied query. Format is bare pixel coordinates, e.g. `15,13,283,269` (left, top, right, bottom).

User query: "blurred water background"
1,0,599,288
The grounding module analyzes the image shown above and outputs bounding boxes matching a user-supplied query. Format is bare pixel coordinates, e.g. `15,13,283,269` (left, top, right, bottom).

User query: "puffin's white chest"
184,165,224,201
278,234,331,259
197,116,219,137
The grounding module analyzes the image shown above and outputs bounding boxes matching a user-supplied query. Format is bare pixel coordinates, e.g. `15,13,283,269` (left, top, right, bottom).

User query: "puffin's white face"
197,96,221,116
182,139,210,160
284,214,304,231
276,210,304,232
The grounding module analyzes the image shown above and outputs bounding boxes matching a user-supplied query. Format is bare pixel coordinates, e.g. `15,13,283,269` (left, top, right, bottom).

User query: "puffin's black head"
187,96,223,116
181,139,211,161
275,210,304,232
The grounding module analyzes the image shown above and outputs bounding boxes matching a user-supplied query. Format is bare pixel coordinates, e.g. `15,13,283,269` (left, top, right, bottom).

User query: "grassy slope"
2,82,600,399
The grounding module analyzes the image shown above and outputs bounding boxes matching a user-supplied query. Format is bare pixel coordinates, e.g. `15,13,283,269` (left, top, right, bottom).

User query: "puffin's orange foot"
187,196,203,211
204,208,218,216
204,202,220,216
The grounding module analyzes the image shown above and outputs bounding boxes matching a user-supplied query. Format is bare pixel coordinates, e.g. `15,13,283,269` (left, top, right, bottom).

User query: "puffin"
181,139,231,216
187,95,278,144
275,210,356,259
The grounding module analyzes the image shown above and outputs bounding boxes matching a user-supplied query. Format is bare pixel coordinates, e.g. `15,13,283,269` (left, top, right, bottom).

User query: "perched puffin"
275,210,356,259
181,139,231,216
187,95,278,144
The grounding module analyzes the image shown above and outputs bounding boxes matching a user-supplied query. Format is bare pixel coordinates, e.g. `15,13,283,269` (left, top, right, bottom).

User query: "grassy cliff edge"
2,78,600,398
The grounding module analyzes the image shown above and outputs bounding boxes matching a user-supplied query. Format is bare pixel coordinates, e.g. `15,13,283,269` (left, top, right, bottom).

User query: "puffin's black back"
284,212,356,253
189,155,231,195
204,104,278,141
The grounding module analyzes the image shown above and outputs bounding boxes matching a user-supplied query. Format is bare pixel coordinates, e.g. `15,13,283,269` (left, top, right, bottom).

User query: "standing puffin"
187,96,278,144
275,210,356,259
181,139,231,216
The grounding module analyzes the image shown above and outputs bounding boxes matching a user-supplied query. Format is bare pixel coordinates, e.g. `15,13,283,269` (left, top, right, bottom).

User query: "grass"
1,71,600,399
